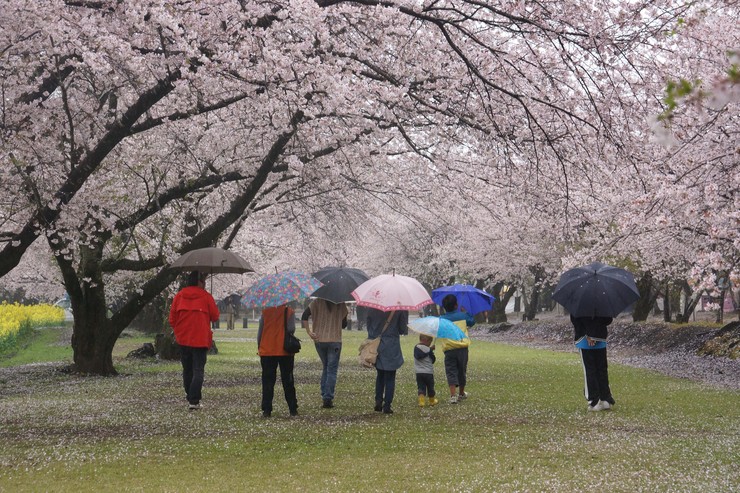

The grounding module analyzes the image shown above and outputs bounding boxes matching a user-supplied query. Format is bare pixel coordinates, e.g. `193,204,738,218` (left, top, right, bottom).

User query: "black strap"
379,310,394,336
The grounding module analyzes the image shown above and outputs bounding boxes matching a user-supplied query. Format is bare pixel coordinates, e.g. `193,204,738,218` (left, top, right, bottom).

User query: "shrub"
0,303,65,353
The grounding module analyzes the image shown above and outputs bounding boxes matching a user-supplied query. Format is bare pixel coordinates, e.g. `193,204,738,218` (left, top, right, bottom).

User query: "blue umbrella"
552,262,639,318
432,284,495,315
408,317,467,341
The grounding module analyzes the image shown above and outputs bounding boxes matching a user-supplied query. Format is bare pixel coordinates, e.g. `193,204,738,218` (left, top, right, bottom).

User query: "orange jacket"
169,286,219,348
258,305,294,357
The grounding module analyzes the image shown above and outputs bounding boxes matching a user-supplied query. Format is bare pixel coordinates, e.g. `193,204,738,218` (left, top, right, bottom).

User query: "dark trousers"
579,348,613,405
444,347,469,388
375,369,397,411
260,356,298,414
416,373,436,397
181,346,208,405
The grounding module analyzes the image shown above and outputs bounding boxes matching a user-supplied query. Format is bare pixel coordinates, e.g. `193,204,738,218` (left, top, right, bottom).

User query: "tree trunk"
523,287,540,321
663,281,672,322
677,280,702,324
522,266,544,321
155,331,181,360
68,239,124,375
131,293,169,334
490,282,515,323
632,271,660,322
716,289,727,324
71,312,118,375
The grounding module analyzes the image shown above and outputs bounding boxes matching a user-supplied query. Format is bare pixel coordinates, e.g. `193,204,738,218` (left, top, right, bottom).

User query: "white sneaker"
449,395,458,404
188,403,202,410
599,400,612,410
587,401,605,412
458,391,469,400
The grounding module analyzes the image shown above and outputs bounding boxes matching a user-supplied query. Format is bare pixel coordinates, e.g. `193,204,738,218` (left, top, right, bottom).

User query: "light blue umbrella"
408,317,467,341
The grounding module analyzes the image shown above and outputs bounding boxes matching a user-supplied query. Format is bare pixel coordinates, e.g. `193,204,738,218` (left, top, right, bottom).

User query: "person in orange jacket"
169,271,219,410
257,304,299,417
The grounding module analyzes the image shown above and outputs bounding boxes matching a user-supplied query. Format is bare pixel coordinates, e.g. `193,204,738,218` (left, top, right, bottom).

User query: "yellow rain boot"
418,395,426,407
428,396,439,407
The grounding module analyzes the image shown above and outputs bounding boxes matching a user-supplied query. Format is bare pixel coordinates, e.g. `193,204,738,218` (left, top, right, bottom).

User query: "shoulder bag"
358,311,394,368
283,307,301,354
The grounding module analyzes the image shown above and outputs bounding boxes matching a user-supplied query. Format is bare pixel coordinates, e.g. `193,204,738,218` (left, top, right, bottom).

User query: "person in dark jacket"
169,271,220,410
570,315,615,411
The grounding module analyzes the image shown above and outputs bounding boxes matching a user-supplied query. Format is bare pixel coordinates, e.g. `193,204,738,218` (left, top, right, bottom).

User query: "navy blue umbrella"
552,262,639,318
431,284,495,315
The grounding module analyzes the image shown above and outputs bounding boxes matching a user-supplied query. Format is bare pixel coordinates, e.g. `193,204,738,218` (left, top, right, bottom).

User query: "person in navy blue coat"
366,308,408,414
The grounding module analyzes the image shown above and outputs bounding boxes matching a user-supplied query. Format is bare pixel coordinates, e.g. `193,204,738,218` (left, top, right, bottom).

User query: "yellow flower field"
0,303,65,350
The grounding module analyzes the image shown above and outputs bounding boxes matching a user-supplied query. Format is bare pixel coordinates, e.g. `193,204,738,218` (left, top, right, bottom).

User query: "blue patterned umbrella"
242,270,323,308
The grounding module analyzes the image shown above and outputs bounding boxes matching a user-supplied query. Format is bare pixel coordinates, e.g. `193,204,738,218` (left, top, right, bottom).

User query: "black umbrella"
311,267,370,303
551,262,640,318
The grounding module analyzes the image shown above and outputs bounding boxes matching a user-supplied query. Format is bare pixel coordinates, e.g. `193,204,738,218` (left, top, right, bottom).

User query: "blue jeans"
315,342,342,401
180,346,208,405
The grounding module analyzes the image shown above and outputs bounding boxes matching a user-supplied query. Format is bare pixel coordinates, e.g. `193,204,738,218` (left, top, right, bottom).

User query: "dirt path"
470,318,740,391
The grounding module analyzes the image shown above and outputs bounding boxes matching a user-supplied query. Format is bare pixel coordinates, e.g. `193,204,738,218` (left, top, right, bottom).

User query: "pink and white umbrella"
351,273,433,312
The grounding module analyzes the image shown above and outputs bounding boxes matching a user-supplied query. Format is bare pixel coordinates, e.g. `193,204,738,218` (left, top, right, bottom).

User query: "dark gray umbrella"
552,262,640,318
311,267,370,303
169,247,254,274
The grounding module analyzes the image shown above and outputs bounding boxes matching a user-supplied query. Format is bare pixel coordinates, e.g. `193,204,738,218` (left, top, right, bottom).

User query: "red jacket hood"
169,286,220,348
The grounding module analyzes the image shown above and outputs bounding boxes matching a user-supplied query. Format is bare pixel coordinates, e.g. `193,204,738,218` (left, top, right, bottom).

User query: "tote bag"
357,311,394,368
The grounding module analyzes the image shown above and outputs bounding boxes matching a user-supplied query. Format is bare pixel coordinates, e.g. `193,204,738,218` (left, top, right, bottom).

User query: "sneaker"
599,400,612,410
188,403,201,410
587,401,606,412
322,399,334,409
449,395,458,404
262,411,271,418
289,409,299,417
458,391,469,400
418,395,426,408
374,401,383,412
428,397,439,407
382,407,394,414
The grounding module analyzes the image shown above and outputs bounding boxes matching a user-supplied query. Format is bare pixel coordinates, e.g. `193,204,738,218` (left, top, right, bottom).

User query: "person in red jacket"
169,271,220,410
257,304,299,417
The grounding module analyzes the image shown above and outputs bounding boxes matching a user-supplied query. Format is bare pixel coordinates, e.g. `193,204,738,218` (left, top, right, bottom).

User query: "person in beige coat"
301,299,348,408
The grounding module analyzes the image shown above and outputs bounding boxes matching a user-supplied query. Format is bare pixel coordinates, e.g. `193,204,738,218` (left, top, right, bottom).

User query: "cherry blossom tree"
2,0,737,375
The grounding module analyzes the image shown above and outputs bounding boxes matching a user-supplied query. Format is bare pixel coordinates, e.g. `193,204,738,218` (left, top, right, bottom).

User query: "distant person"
439,294,474,404
414,334,438,407
570,315,615,411
225,299,235,330
258,304,299,417
366,308,409,414
169,271,220,411
301,299,348,409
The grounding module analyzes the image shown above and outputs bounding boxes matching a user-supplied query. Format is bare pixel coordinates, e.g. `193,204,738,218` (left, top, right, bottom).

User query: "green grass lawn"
0,327,737,492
